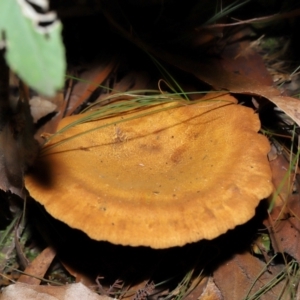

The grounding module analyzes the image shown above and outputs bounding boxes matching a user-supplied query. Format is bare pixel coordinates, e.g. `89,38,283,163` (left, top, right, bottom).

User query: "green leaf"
0,0,66,96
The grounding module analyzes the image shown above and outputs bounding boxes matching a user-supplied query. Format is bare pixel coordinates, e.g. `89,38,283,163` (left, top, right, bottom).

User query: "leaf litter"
2,1,300,299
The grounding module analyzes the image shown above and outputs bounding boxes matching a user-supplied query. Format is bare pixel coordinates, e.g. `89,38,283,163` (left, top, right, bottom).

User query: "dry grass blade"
41,91,232,152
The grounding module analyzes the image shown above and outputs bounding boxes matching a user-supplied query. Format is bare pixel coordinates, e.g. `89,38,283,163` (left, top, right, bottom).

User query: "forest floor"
1,1,300,299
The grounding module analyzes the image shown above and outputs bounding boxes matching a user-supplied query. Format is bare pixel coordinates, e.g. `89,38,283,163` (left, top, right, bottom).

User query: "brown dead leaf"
0,123,26,197
102,7,300,125
264,149,300,261
105,14,300,126
265,196,300,262
161,54,299,126
0,100,39,197
198,277,222,300
184,277,209,300
213,252,285,300
67,59,117,116
18,246,56,285
97,70,153,105
266,95,300,126
221,45,272,85
0,282,113,300
0,53,38,197
168,55,300,127
218,27,273,86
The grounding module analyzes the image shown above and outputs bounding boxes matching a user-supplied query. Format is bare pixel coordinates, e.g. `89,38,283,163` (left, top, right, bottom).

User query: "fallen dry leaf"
0,100,38,197
0,282,113,300
97,70,154,105
213,252,286,300
264,149,300,261
165,54,300,127
18,246,56,285
218,28,273,86
100,14,300,126
0,54,38,197
67,59,117,116
198,277,222,300
266,95,300,127
184,277,209,300
265,196,300,262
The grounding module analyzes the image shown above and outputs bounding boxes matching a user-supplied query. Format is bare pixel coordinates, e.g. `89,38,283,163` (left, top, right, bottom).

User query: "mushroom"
25,94,273,248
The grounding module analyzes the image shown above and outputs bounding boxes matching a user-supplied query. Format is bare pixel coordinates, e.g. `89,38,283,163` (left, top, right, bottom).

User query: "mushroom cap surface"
25,94,273,248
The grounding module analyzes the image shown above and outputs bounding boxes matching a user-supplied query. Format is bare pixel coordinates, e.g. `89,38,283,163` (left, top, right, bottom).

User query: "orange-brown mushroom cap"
25,94,273,248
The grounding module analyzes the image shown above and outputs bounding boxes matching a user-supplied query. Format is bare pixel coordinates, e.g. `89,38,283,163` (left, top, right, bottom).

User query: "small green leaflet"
0,0,66,96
